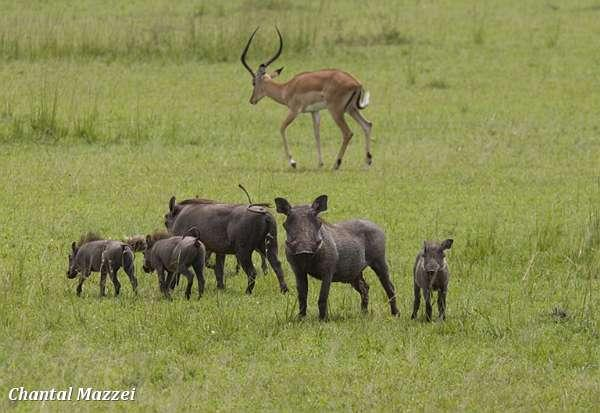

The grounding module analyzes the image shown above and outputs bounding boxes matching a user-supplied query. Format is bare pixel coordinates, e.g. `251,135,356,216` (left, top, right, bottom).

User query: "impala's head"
241,26,284,105
275,195,327,256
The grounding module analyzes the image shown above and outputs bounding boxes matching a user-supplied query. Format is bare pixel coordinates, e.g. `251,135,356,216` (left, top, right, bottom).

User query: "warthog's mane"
123,235,147,252
178,198,271,208
77,232,104,247
147,230,171,242
178,198,218,205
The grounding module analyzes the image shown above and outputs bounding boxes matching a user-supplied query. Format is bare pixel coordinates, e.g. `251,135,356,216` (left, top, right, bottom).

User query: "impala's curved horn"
241,27,259,77
264,26,283,68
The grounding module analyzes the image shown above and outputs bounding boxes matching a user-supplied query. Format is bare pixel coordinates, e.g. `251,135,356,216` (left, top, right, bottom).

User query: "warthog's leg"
192,259,205,298
99,266,108,297
168,272,180,290
123,251,138,294
411,283,421,320
437,289,447,321
157,268,171,299
317,273,333,320
109,268,121,296
214,254,226,289
178,267,195,300
266,241,288,293
370,259,399,316
76,270,88,296
294,271,308,318
423,288,432,322
205,250,215,270
257,250,269,275
351,274,370,313
236,250,257,295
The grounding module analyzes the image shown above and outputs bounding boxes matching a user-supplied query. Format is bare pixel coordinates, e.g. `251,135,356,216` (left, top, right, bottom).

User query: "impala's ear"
275,197,291,215
311,195,328,214
270,67,284,78
169,196,176,212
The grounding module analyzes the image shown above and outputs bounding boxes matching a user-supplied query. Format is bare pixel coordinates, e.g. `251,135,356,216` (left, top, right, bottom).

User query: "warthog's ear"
275,197,291,215
270,67,284,78
441,239,454,250
311,195,328,214
145,235,152,247
169,196,176,212
71,241,77,252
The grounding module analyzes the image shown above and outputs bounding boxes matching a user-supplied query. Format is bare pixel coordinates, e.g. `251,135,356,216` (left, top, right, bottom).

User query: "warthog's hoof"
280,284,289,294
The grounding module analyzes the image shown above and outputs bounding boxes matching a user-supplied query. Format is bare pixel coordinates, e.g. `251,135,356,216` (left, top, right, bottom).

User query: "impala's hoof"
290,159,297,169
333,159,342,170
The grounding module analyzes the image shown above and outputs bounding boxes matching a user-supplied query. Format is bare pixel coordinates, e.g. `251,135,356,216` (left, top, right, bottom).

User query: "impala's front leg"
311,111,324,167
280,110,299,168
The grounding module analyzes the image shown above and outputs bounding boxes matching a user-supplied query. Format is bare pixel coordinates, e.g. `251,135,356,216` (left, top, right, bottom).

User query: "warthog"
142,232,206,300
67,233,137,297
411,239,453,321
275,195,399,320
165,196,288,295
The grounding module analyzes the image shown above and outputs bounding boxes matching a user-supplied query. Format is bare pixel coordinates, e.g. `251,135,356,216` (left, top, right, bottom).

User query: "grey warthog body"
142,233,206,300
275,195,399,320
67,235,137,297
164,196,288,295
412,239,453,321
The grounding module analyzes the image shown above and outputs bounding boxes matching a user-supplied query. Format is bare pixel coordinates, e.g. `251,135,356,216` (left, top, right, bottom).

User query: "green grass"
1,0,600,411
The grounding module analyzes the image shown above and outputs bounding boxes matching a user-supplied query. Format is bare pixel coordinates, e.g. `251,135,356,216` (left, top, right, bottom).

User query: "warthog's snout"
67,269,78,279
286,239,323,255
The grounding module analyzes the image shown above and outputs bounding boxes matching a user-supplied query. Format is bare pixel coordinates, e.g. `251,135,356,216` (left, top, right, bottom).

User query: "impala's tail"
357,88,370,110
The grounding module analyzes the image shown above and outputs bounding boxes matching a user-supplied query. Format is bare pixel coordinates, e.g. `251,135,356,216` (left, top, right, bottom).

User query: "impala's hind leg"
329,108,353,170
369,259,399,316
350,273,370,313
348,107,373,166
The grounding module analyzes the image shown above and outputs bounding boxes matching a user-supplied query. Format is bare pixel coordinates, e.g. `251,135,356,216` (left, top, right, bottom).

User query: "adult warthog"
275,195,399,320
67,233,137,297
164,196,288,294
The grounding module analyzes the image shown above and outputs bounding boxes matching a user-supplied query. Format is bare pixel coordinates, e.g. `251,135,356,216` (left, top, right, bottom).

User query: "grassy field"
1,0,600,411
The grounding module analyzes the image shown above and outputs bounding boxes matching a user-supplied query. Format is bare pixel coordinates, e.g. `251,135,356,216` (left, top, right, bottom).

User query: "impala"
241,27,373,170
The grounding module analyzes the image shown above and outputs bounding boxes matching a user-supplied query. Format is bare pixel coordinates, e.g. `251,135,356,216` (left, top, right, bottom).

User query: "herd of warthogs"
67,187,453,322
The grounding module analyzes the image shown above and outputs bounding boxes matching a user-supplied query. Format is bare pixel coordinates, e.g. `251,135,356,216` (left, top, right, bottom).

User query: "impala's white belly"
302,101,327,113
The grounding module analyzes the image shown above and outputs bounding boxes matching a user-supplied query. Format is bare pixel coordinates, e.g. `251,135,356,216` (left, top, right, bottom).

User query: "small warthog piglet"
412,239,453,321
142,233,206,300
67,234,137,297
